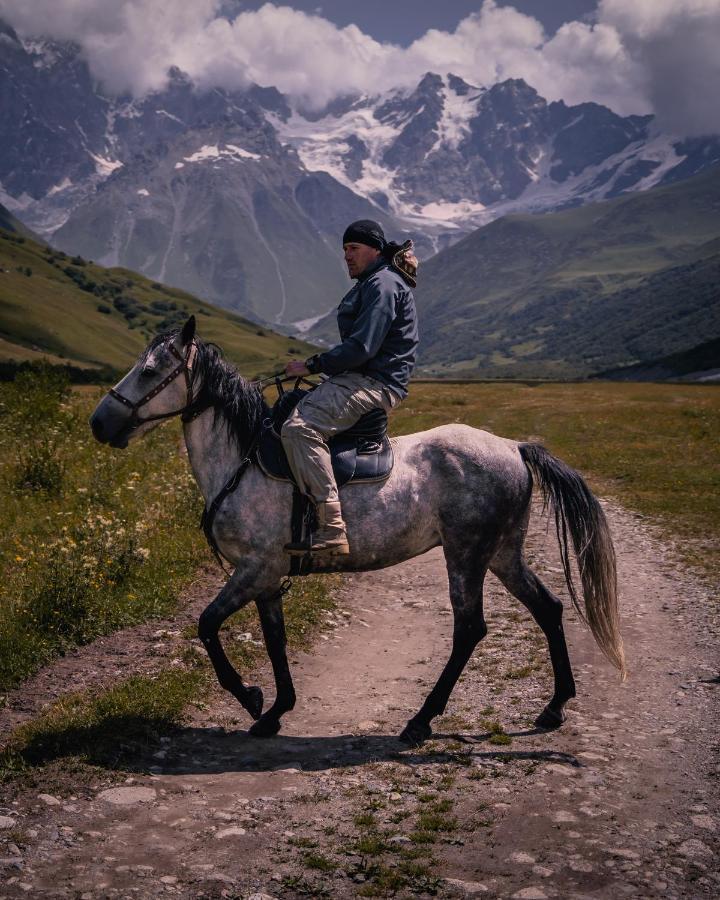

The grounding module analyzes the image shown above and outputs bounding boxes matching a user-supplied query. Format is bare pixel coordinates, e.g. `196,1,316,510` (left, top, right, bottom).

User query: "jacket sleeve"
315,277,396,375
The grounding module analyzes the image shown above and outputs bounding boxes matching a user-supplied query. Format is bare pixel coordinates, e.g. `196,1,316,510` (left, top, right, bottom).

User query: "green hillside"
417,165,720,378
0,227,315,376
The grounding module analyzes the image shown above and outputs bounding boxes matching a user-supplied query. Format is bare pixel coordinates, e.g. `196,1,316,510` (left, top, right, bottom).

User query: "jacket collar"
356,256,386,283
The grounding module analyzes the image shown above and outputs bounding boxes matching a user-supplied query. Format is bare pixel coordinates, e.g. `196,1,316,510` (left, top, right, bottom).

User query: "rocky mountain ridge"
276,72,720,253
2,18,719,328
0,23,393,324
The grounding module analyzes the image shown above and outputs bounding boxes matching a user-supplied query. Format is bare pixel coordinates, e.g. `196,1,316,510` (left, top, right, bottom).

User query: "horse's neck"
183,408,243,502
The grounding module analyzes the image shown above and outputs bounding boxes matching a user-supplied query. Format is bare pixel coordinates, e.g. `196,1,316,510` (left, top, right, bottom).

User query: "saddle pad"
257,429,394,486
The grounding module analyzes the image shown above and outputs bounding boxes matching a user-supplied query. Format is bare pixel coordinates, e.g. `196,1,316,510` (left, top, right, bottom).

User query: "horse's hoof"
399,720,432,747
534,704,566,730
243,686,264,720
249,715,281,738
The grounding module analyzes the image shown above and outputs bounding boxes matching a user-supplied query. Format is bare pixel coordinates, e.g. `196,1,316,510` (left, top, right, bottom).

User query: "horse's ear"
181,315,196,346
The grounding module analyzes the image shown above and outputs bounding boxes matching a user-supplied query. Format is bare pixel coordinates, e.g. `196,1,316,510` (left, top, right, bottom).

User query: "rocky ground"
0,500,718,899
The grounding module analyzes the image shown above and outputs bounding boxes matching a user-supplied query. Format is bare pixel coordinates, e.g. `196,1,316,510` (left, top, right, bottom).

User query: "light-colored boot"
284,500,350,557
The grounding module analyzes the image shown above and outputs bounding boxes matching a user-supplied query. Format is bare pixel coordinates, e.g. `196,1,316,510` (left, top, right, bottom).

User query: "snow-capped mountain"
0,23,400,324
274,73,720,252
2,18,719,326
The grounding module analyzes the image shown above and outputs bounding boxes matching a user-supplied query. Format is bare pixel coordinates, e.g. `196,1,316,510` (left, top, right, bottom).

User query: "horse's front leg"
197,570,266,720
249,593,296,738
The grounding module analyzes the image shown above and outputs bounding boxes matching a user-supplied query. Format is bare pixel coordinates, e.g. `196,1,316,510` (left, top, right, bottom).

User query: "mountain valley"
1,16,719,378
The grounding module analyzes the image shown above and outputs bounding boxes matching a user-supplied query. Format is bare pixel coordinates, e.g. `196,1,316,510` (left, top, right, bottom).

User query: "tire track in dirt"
1,502,718,899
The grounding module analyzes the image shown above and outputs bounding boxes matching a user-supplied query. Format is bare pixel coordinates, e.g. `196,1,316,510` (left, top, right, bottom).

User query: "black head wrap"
342,219,386,251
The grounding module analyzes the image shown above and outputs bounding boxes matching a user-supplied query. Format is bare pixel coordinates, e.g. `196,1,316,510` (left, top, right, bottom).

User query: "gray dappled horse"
90,318,625,746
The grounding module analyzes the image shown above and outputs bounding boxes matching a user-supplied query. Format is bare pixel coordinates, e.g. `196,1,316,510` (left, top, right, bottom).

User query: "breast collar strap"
109,340,205,427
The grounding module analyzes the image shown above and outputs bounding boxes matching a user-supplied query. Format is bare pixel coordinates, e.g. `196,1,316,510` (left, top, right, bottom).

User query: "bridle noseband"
109,340,203,428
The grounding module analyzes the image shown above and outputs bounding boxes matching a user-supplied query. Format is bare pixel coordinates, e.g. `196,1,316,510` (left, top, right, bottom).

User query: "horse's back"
394,423,527,487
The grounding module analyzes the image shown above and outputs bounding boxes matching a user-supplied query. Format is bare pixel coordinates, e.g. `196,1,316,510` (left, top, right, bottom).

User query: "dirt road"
1,501,718,899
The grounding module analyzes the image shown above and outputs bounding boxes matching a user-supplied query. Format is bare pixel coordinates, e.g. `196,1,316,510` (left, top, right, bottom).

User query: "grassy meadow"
0,367,207,691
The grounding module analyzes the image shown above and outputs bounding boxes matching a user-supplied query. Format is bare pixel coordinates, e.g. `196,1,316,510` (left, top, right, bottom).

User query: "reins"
251,371,318,394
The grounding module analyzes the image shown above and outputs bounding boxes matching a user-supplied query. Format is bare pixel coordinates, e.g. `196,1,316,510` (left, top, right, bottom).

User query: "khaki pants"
280,372,399,504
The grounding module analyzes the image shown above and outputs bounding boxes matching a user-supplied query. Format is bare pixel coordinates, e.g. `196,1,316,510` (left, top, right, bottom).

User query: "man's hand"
285,359,310,377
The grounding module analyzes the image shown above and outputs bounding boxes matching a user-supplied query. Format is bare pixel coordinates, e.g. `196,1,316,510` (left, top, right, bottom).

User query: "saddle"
257,387,394,486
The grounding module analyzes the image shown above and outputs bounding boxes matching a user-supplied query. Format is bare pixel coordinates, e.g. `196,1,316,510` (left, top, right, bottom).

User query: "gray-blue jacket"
309,258,418,399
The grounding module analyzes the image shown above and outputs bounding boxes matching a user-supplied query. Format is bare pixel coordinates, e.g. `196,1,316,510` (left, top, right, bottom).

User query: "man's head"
342,219,385,279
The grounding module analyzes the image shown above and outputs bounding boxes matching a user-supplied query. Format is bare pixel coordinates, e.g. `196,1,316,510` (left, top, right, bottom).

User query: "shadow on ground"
102,728,580,775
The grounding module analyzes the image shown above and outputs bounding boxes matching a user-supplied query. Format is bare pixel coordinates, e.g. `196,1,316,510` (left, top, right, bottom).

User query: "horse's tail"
519,442,626,680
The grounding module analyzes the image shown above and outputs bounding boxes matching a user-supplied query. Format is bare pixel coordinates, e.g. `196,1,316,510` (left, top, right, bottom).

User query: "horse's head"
90,316,198,448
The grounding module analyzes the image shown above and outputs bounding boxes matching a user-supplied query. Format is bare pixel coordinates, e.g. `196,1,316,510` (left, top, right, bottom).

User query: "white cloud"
402,5,647,116
0,0,717,134
599,0,720,135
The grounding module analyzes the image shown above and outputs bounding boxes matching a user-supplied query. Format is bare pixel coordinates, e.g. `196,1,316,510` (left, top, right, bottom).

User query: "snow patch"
156,109,184,125
174,162,185,169
183,144,261,164
137,188,149,196
184,145,221,163
483,131,684,220
273,108,403,213
46,177,73,197
225,144,262,159
432,75,483,152
89,153,123,178
292,312,329,333
414,199,487,227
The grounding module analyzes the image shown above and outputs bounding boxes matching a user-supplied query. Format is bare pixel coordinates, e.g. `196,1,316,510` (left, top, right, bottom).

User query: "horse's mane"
145,331,268,452
194,339,268,452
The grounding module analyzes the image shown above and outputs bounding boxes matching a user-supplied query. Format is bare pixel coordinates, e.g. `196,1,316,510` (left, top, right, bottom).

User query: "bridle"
109,340,204,428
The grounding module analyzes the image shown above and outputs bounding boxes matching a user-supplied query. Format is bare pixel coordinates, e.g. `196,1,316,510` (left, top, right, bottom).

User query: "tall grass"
0,368,209,691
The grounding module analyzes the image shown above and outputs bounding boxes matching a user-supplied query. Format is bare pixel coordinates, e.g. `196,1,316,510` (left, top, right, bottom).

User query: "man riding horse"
282,219,419,558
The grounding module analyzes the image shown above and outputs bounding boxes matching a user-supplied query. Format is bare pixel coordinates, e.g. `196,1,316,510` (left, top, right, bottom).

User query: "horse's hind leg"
491,546,576,729
400,547,489,746
197,573,265,721
249,593,296,738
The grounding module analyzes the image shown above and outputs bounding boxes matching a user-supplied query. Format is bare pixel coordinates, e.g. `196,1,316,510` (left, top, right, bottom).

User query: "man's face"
344,242,380,279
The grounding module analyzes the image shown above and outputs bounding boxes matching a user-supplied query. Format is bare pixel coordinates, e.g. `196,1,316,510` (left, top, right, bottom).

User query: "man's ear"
181,315,196,346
